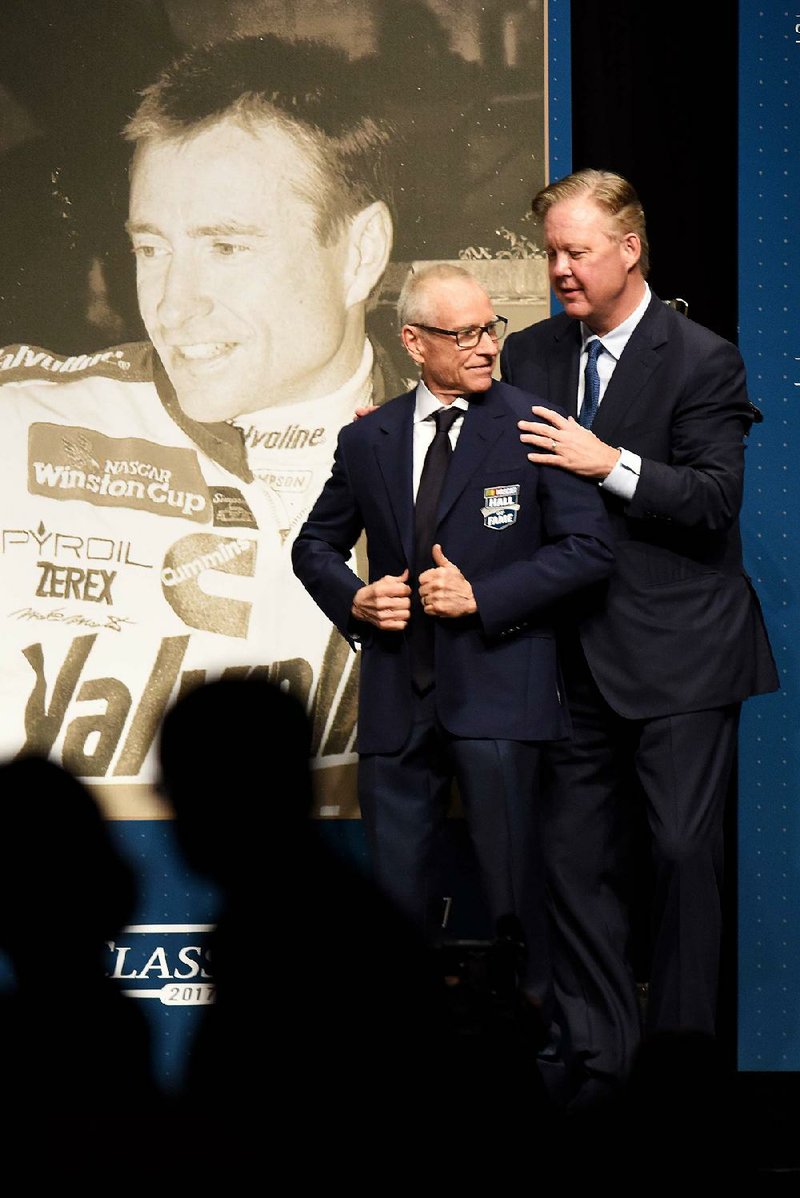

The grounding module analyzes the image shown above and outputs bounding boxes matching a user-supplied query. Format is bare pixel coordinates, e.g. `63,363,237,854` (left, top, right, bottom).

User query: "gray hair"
397,262,482,327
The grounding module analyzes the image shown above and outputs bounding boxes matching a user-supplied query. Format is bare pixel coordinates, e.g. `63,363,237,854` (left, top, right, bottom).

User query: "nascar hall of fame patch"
481,484,521,530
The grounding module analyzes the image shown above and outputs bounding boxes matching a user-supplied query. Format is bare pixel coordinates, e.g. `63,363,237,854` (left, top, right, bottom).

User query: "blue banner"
738,4,800,1070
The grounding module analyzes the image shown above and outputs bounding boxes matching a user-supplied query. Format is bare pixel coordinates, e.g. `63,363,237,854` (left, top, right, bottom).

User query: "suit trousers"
357,686,551,1012
543,638,740,1090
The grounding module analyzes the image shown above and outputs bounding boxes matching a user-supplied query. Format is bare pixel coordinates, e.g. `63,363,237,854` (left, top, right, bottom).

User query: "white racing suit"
0,339,373,818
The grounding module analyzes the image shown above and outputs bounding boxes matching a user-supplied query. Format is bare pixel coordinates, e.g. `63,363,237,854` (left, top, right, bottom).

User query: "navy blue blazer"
292,379,615,754
500,295,780,718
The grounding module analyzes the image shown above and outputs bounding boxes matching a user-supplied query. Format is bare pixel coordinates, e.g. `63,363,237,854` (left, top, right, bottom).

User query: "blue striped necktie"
580,339,604,429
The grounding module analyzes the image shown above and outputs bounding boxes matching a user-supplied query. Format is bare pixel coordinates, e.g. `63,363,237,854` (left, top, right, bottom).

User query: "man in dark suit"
292,262,614,1030
500,168,779,1106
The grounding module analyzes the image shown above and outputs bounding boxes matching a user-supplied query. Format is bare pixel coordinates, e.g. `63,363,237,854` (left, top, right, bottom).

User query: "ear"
400,323,425,367
621,231,641,271
343,201,393,307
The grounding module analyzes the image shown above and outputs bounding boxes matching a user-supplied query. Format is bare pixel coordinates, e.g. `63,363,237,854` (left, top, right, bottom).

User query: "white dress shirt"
579,283,651,500
412,380,468,499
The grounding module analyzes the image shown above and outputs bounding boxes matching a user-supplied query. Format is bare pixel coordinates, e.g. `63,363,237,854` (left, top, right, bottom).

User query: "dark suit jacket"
292,379,615,754
500,295,780,718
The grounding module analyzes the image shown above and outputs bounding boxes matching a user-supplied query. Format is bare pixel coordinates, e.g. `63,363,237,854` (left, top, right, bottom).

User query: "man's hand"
352,568,411,629
418,545,477,618
518,405,620,480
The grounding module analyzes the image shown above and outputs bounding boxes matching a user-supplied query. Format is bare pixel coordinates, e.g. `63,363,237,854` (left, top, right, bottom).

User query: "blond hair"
532,169,649,278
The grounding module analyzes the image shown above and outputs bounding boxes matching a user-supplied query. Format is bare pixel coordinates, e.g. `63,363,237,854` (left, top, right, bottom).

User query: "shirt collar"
413,379,470,423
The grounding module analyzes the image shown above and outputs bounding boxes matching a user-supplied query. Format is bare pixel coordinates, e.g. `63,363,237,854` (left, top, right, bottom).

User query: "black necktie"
579,339,604,429
410,406,461,692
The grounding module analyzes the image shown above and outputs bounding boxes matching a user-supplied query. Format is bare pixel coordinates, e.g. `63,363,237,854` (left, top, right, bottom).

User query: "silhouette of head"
157,677,315,885
0,754,137,961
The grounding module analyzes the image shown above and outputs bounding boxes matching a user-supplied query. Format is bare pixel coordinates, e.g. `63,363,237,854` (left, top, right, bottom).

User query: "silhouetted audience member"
0,754,161,1179
157,676,557,1178
157,678,454,1167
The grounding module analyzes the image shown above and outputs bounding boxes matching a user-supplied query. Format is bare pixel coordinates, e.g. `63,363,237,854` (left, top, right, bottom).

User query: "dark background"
570,1,738,343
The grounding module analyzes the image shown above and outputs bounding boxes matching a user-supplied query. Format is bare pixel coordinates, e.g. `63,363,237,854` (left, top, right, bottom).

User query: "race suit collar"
152,348,253,483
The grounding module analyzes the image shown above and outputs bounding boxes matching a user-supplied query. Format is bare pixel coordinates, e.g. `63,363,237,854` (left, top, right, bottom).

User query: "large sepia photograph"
0,0,549,820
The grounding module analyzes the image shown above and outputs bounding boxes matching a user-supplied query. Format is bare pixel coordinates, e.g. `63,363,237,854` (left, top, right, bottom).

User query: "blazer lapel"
436,387,505,526
551,317,582,419
591,296,668,442
374,391,416,565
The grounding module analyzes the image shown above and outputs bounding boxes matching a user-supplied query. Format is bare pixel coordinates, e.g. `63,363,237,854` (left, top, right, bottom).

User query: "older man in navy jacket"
293,263,614,1031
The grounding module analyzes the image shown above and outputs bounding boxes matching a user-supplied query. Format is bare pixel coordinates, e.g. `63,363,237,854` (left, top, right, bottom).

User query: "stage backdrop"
737,4,800,1071
0,0,569,1091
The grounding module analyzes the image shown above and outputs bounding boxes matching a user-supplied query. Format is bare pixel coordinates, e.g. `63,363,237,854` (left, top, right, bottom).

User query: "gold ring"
551,438,557,451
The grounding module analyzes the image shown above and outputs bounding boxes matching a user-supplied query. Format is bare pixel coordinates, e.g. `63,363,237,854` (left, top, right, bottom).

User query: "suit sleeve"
623,337,752,532
291,437,369,643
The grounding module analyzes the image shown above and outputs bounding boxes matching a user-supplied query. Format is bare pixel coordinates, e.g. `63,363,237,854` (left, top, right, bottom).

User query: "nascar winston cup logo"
28,425,209,522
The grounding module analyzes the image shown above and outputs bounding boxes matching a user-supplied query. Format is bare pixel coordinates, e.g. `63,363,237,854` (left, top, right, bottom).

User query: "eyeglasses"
410,317,508,349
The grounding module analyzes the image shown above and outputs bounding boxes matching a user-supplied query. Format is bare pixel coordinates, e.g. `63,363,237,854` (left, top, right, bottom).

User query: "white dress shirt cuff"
600,447,641,500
